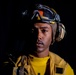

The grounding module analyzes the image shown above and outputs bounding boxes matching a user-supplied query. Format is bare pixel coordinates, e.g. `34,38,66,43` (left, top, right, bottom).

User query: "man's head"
22,4,66,53
30,4,66,43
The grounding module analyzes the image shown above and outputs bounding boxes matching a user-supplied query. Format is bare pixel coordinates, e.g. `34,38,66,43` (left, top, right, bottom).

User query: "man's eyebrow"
40,26,49,29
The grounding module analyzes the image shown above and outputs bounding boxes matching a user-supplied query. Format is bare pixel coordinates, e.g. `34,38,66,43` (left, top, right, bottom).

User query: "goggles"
31,4,60,24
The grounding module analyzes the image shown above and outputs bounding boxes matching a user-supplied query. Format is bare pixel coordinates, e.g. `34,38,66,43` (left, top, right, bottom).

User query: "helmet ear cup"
56,23,66,42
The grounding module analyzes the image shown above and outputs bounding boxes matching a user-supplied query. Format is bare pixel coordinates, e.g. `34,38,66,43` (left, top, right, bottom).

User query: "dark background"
0,0,75,74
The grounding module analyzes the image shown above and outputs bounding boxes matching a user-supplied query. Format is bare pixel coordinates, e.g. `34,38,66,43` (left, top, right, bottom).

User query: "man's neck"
32,49,49,58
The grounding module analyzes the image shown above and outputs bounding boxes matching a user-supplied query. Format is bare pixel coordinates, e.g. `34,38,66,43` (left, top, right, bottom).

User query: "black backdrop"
0,0,75,74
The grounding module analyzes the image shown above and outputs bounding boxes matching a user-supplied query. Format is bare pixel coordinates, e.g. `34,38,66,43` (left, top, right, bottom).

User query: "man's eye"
42,30,48,33
31,28,37,33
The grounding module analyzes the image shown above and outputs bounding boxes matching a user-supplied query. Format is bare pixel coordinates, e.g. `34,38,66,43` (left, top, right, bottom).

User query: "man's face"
31,23,53,53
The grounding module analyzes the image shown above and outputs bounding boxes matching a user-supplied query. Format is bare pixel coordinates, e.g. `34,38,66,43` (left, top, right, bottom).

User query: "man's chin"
36,48,44,53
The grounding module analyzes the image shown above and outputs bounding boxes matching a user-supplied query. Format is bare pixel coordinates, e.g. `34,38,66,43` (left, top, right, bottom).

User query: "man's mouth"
36,41,44,47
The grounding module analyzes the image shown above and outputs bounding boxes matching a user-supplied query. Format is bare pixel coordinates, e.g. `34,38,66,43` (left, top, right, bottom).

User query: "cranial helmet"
22,4,66,44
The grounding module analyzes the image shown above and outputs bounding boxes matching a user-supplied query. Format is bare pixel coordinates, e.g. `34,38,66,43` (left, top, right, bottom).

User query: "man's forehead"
33,23,52,28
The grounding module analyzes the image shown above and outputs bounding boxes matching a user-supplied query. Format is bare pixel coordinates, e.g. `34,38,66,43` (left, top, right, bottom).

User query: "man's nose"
37,30,43,39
